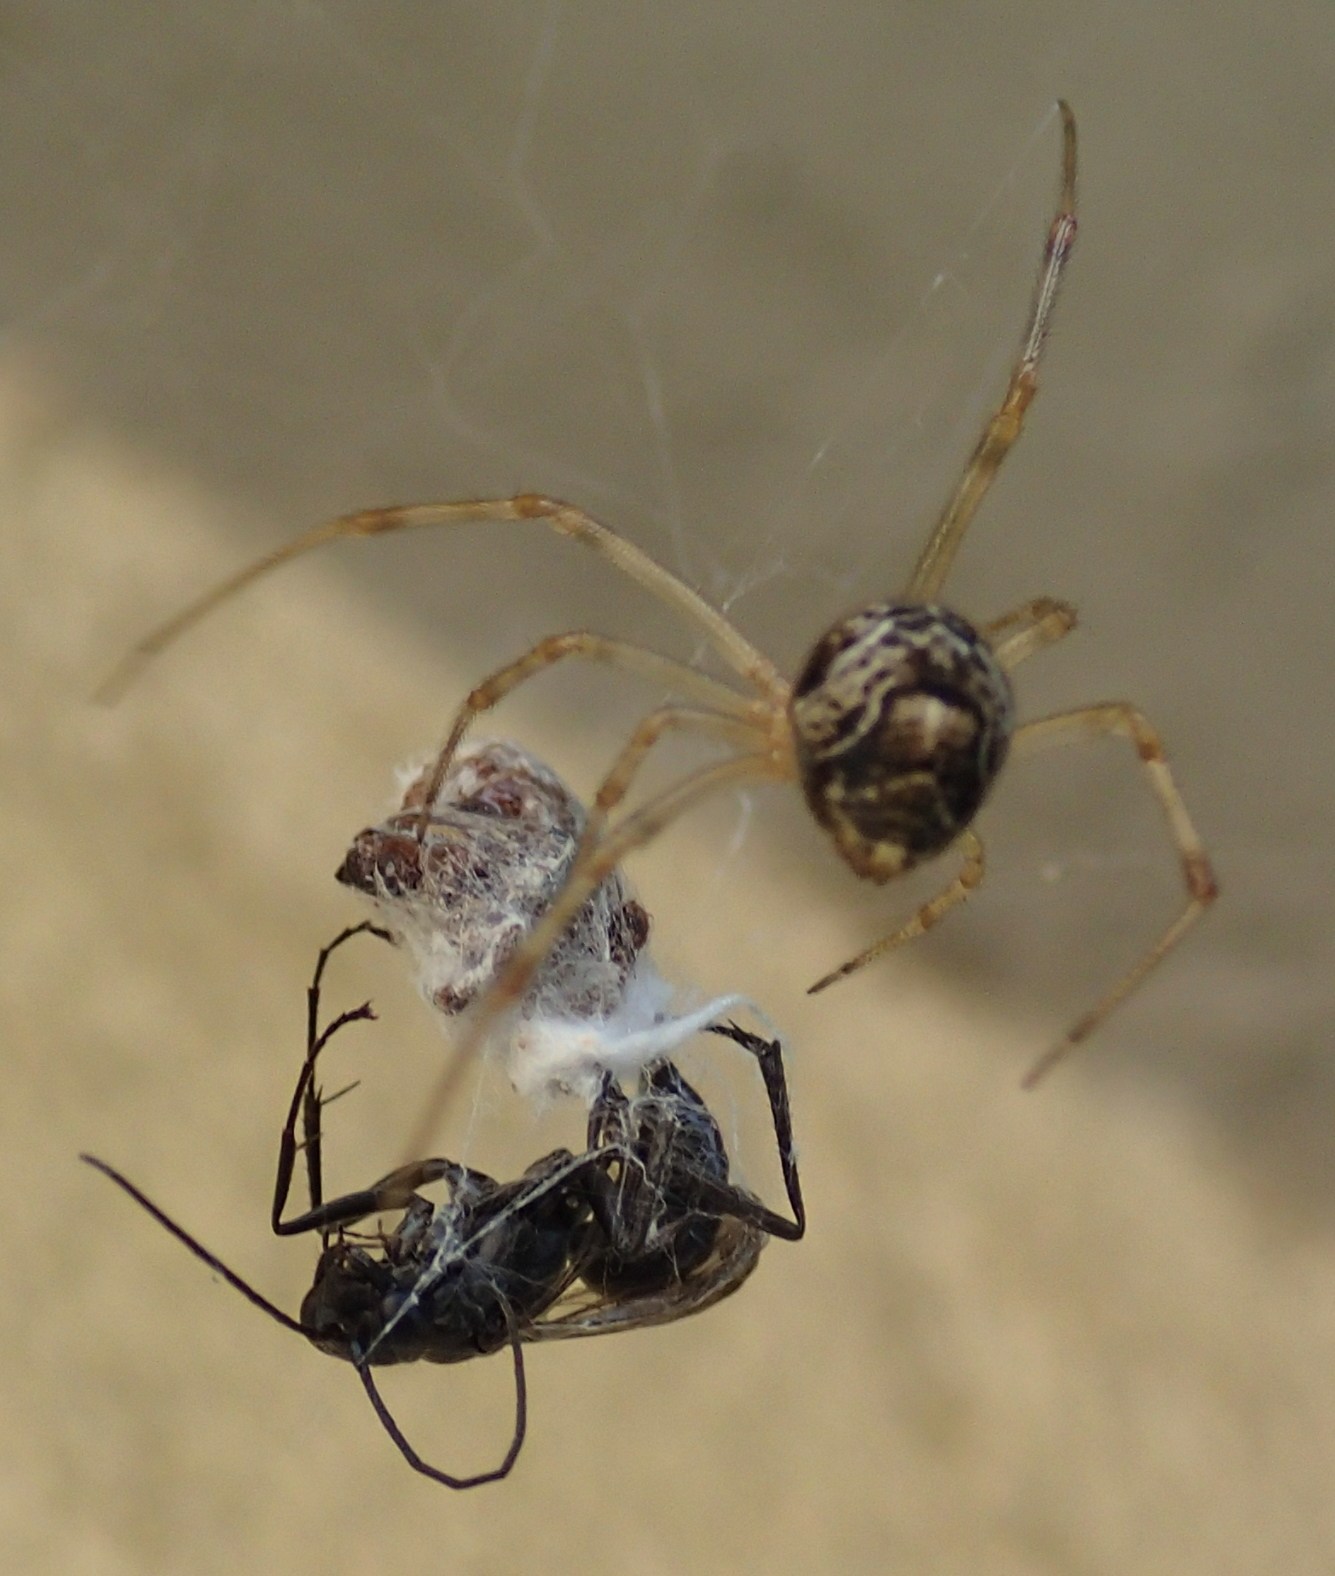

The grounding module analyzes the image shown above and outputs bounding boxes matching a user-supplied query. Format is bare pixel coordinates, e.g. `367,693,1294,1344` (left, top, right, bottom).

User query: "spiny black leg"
275,1158,466,1238
272,922,393,1232
706,1023,806,1240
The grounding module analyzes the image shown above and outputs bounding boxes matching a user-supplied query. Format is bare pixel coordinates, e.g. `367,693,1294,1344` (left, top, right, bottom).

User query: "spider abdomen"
789,603,1013,881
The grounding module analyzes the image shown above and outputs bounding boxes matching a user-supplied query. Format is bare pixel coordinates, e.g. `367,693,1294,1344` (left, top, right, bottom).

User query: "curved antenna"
82,1154,309,1337
353,1321,528,1490
87,1153,531,1489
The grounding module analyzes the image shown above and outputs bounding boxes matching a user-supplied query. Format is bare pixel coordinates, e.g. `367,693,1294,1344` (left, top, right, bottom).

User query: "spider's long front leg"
414,631,762,834
100,494,785,704
401,744,781,1160
1012,702,1218,1086
905,103,1078,603
806,829,986,995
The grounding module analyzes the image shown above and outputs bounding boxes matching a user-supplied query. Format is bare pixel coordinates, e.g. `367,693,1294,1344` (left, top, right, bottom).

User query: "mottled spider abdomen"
789,602,1013,881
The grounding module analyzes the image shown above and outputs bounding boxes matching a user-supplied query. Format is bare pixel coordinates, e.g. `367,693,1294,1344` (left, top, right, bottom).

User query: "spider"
102,101,1216,1148
337,737,768,1103
84,924,804,1489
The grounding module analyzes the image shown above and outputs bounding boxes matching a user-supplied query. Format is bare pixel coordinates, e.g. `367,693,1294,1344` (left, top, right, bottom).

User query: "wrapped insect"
84,924,804,1489
336,737,765,1105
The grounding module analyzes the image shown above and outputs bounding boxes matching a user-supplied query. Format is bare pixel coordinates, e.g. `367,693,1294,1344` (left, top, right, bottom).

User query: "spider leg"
983,595,1078,671
587,702,776,823
100,493,783,704
807,829,986,994
703,1024,806,1240
414,630,762,834
472,699,766,1024
1010,702,1218,1085
460,700,768,1074
354,1315,528,1490
905,103,1078,602
401,749,780,1160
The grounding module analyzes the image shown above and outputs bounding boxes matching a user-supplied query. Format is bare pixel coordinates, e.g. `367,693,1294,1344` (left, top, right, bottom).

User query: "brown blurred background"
5,3,1335,1572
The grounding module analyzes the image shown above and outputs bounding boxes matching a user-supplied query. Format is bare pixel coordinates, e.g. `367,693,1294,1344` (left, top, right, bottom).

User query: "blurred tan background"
5,3,1335,1572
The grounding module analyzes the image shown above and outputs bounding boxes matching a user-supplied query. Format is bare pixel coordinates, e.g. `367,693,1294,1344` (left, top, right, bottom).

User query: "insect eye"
335,829,424,897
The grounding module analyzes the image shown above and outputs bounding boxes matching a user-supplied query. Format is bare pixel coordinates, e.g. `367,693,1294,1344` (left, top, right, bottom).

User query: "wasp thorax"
789,603,1013,881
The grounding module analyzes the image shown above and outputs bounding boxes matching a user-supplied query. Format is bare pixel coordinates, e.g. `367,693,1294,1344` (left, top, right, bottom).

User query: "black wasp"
84,923,804,1488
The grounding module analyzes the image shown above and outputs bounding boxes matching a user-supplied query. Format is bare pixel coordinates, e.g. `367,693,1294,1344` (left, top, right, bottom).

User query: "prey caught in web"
84,924,804,1490
335,736,772,1107
102,101,1216,1149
